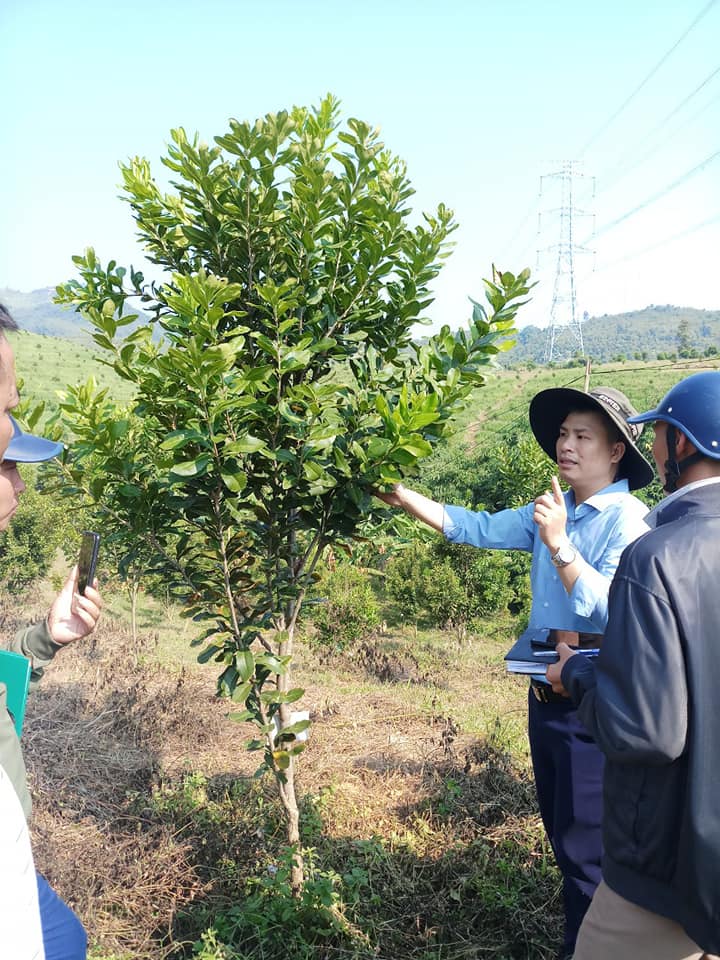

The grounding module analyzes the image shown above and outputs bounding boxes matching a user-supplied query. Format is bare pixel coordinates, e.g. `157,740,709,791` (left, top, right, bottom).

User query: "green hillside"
429,356,720,460
8,329,134,415
8,323,718,443
3,288,719,366
0,286,152,344
1,286,92,341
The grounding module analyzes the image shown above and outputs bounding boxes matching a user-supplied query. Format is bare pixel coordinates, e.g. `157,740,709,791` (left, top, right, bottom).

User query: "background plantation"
5,322,719,958
9,329,134,412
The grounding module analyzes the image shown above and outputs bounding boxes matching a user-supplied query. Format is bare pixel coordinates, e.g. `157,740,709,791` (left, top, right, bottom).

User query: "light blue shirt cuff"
570,563,610,630
442,506,457,538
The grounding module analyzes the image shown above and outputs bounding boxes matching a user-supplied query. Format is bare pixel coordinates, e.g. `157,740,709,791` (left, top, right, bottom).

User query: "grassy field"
9,324,719,431
451,356,720,450
8,323,719,447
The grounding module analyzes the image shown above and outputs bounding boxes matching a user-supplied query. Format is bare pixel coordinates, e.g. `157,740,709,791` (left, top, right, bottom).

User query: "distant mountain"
0,286,93,340
0,286,157,343
502,305,720,365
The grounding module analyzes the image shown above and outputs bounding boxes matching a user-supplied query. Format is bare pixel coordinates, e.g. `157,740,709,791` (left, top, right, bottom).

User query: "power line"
468,372,588,438
595,67,720,199
579,0,720,156
497,205,538,265
654,62,720,137
594,357,720,377
589,148,720,241
592,212,720,273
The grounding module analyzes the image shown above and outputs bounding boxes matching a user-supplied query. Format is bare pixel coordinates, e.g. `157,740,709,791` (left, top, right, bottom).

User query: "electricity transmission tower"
538,161,594,361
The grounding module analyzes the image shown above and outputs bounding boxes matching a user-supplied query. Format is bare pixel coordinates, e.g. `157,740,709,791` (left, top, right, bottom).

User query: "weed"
192,847,362,959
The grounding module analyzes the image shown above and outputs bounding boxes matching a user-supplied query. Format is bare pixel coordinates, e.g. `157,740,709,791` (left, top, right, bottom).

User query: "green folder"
0,649,32,737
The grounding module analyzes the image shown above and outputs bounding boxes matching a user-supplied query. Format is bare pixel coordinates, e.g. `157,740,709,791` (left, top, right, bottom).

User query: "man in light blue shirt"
377,386,653,959
443,477,648,634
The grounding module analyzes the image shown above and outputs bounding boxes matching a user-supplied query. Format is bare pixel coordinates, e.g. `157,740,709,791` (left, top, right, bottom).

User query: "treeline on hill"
500,304,720,365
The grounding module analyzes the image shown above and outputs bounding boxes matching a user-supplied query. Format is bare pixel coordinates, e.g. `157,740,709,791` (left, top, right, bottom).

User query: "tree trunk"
277,759,303,891
129,580,139,644
276,614,304,892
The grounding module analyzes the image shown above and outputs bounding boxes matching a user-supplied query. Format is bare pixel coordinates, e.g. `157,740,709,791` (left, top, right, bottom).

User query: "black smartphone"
77,531,100,595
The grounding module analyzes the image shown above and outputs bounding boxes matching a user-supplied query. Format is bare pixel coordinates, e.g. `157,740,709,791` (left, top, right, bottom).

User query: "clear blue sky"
2,0,719,333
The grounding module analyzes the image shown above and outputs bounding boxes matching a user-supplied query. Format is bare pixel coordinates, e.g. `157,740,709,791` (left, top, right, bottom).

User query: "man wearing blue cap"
549,371,720,960
0,304,102,960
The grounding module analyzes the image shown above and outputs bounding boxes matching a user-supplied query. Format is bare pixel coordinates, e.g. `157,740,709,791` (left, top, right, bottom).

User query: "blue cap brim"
627,411,657,425
5,416,63,463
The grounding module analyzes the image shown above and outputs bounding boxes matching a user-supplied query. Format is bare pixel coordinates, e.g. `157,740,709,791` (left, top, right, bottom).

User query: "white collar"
645,476,720,529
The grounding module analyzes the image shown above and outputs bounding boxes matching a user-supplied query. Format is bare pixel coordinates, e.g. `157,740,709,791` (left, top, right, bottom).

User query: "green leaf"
259,688,305,705
278,718,310,736
231,680,252,703
117,483,142,498
233,435,266,454
398,438,433,458
170,454,211,477
283,687,304,703
221,469,247,493
236,649,255,682
228,709,254,723
272,750,291,770
367,437,392,459
197,643,223,664
160,429,204,451
255,653,291,675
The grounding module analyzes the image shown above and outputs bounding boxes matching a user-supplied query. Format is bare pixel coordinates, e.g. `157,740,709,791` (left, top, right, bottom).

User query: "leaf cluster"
54,95,532,771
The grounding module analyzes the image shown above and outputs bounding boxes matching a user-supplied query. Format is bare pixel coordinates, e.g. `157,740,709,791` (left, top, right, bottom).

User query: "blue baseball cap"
4,415,63,463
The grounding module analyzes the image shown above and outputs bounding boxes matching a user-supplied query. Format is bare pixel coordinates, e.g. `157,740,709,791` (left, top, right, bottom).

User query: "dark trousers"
528,690,604,955
37,873,87,960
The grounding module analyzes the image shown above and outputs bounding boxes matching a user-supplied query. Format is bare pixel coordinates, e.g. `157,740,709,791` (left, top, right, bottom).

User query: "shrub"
383,539,434,621
0,466,79,590
310,565,380,652
385,539,517,635
194,847,353,959
427,541,516,634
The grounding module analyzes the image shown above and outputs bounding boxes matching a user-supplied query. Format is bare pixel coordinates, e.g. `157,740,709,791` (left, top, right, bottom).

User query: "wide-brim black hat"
529,386,655,491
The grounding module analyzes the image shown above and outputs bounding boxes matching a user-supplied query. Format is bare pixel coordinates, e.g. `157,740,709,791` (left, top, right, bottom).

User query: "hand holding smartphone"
77,531,100,595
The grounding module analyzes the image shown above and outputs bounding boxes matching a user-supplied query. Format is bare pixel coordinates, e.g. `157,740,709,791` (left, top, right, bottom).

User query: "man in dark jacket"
548,370,720,960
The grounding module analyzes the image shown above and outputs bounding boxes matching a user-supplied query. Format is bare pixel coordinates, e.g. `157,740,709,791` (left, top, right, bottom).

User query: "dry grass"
5,597,561,960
